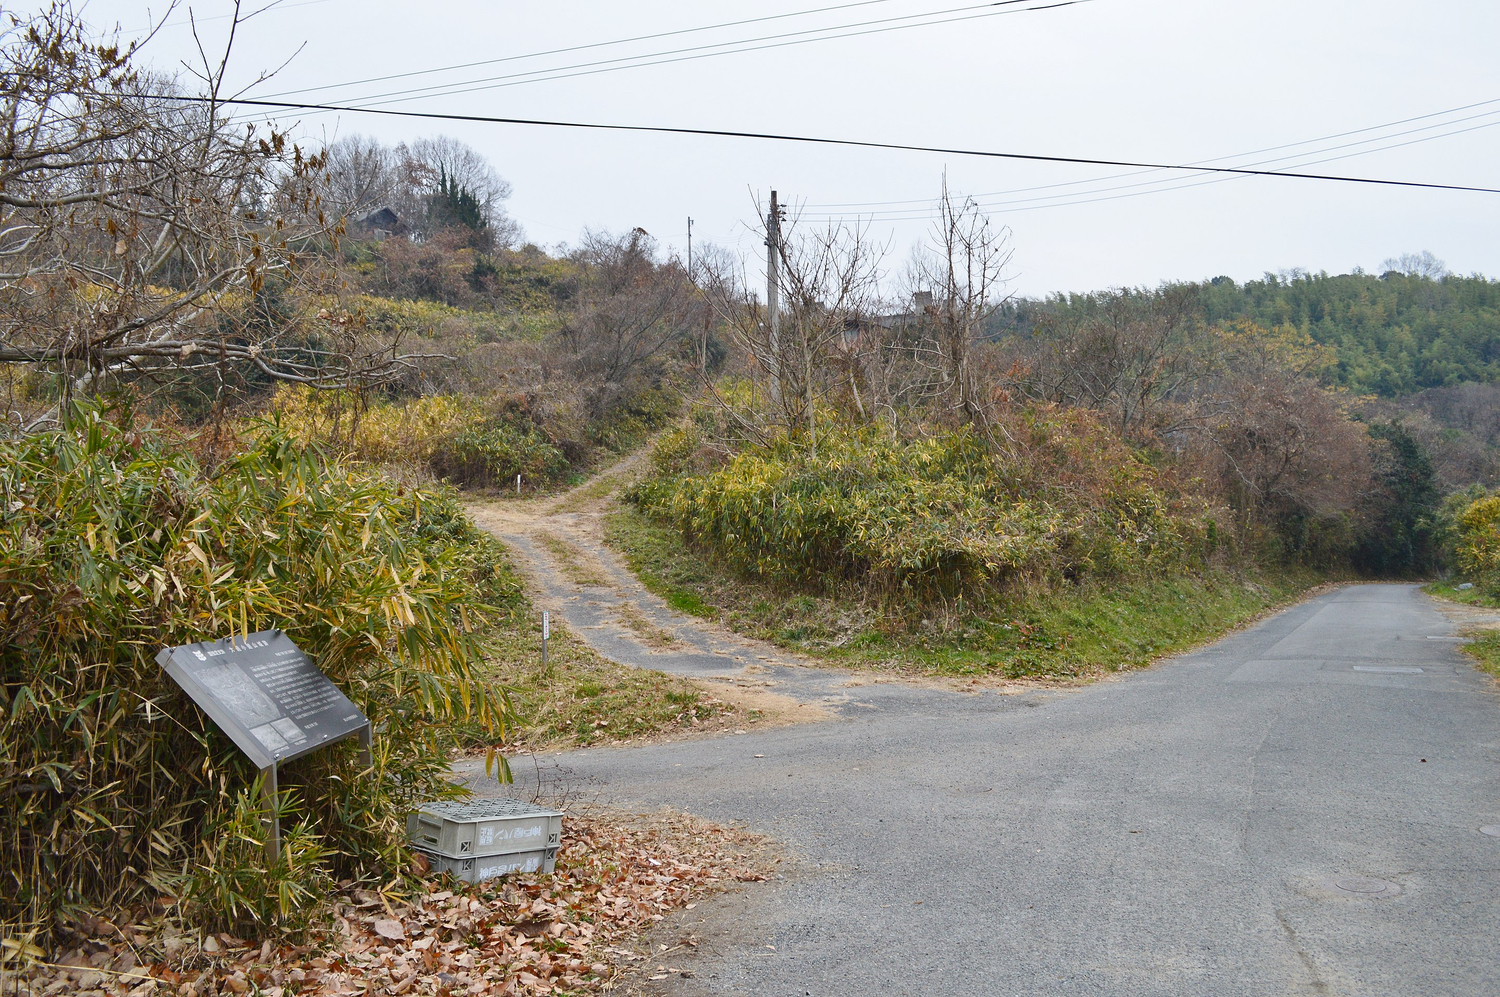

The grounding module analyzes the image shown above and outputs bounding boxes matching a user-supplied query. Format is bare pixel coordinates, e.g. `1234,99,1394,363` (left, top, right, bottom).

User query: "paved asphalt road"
463,584,1500,995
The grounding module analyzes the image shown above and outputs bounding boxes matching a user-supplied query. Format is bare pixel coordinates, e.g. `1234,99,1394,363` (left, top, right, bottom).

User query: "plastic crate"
406,797,563,859
418,846,559,882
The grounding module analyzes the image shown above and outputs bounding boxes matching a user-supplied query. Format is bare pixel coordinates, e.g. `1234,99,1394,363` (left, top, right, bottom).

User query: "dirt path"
465,453,844,725
1427,591,1500,631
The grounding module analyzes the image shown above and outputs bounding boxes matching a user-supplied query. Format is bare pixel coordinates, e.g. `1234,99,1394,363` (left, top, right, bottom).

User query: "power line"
194,96,1500,196
262,0,1094,113
805,96,1500,209
796,121,1500,222
340,1,1056,109
263,0,905,99
968,124,1500,218
817,116,1500,219
798,105,1500,219
120,0,336,35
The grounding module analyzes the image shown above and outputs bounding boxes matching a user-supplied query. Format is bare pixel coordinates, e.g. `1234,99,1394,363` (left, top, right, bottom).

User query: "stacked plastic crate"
406,798,564,882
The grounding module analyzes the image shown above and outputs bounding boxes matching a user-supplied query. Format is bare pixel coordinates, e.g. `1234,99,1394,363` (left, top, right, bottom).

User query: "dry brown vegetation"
4,810,773,997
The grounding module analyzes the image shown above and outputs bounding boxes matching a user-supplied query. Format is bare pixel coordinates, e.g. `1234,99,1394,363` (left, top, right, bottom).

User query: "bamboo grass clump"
0,404,514,944
633,415,1222,601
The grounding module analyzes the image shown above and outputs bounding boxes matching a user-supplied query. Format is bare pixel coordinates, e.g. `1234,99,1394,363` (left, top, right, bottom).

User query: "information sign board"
157,629,369,770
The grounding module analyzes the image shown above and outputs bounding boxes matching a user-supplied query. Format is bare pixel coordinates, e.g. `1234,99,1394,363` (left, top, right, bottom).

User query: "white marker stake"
541,610,550,672
516,473,521,494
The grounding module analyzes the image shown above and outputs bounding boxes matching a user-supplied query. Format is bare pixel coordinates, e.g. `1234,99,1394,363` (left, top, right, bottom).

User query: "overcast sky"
70,0,1500,296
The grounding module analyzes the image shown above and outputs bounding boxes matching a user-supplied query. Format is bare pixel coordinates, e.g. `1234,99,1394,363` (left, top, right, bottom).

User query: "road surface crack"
1275,908,1330,994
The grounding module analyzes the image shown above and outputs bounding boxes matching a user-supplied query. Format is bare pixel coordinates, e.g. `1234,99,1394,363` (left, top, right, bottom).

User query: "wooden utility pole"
766,190,783,405
686,216,693,278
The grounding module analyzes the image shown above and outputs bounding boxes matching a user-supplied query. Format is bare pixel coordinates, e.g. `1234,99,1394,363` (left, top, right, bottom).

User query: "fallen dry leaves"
4,810,771,997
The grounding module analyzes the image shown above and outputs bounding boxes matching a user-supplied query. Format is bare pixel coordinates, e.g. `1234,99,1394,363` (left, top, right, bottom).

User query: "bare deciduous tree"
0,3,437,430
1195,364,1370,527
1009,286,1203,439
906,179,1015,437
702,203,884,453
1381,250,1448,280
321,133,396,219
556,228,691,418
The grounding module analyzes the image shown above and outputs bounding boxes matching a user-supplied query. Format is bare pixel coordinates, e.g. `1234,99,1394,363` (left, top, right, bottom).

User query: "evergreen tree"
431,165,489,235
1356,421,1440,575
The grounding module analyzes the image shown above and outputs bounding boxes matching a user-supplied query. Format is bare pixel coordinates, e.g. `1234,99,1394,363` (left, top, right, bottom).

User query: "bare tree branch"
0,2,433,427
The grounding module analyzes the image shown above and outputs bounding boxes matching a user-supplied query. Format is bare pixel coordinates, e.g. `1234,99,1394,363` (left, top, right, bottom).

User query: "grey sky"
77,0,1500,296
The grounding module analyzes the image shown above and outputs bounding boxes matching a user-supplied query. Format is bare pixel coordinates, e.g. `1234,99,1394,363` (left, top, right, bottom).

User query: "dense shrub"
272,387,477,465
1353,421,1440,576
996,270,1500,399
584,386,682,454
272,388,570,489
430,420,569,488
1451,492,1500,594
631,418,1215,599
0,406,513,943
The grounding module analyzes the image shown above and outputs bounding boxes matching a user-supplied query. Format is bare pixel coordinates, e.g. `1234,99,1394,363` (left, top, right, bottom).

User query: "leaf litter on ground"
5,811,772,997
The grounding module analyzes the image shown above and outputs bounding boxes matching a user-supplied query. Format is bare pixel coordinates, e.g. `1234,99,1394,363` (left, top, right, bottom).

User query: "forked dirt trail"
464,453,844,726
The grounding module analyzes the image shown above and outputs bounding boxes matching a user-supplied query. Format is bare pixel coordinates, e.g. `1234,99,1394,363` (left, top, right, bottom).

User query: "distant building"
873,291,939,332
353,206,403,241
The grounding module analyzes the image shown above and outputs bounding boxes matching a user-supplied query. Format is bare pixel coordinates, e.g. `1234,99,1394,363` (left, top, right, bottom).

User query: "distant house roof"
355,206,401,234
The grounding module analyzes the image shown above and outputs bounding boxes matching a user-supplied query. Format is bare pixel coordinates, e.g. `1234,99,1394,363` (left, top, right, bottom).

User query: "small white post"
541,610,550,673
516,473,521,494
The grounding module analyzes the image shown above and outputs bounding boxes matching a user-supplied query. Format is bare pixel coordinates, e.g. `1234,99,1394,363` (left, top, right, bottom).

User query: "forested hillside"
1199,270,1500,396
994,260,1500,398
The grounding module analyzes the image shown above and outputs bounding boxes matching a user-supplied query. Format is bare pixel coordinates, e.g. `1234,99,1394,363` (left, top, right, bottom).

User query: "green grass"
549,464,641,514
480,615,729,748
605,505,1323,679
1459,629,1500,680
1423,582,1500,682
1423,580,1500,608
534,530,610,586
461,524,739,749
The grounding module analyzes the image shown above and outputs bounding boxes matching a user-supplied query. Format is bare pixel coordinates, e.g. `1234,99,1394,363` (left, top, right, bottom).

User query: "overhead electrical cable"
266,0,1095,112
974,120,1500,216
121,0,336,35
798,118,1500,221
262,0,905,99
186,95,1500,197
798,106,1500,219
804,95,1500,209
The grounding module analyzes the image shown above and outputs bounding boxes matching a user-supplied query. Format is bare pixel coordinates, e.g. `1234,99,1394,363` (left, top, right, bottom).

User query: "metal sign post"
259,721,373,863
260,762,279,864
158,630,372,862
541,610,550,675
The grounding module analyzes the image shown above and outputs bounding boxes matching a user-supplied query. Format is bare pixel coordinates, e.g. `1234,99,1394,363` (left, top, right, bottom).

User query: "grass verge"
1459,629,1500,679
550,463,640,514
1422,580,1499,608
605,505,1323,679
1420,582,1500,681
481,616,741,750
534,530,609,586
463,526,745,750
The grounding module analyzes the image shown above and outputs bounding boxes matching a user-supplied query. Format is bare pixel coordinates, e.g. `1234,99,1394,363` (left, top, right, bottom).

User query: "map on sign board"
157,630,369,769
